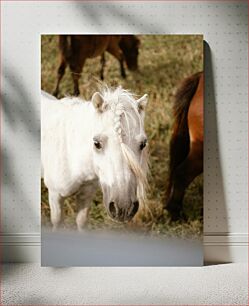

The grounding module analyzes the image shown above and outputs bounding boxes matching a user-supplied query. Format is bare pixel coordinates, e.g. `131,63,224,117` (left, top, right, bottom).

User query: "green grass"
41,35,203,238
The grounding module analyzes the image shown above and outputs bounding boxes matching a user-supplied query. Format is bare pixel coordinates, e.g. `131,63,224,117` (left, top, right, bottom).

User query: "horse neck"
68,100,98,155
43,95,97,153
74,101,96,137
59,99,98,180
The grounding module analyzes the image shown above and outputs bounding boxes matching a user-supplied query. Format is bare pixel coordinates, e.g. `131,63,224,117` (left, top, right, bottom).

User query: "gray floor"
3,263,248,305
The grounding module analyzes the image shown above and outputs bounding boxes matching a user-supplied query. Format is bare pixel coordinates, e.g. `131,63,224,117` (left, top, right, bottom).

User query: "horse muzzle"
108,201,139,222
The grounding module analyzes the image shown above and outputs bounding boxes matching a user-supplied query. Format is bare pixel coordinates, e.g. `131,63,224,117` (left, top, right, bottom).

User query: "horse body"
41,92,97,196
165,72,203,220
42,87,148,230
53,35,140,97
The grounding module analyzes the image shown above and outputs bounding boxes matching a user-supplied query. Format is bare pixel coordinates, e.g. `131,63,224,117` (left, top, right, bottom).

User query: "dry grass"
41,35,203,238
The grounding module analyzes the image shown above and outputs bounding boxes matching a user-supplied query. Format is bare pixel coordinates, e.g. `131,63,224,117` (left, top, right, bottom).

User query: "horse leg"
106,45,126,78
166,142,203,220
120,59,126,78
100,53,106,80
53,58,67,98
48,190,64,230
75,182,97,231
69,60,84,96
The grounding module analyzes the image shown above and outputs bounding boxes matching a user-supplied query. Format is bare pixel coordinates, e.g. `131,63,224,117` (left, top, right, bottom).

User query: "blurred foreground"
42,229,202,266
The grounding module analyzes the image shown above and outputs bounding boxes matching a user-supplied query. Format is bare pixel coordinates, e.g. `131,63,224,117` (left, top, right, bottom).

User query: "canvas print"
41,35,203,266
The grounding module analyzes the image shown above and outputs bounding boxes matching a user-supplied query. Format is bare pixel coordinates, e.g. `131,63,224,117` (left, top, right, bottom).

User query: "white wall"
1,1,248,263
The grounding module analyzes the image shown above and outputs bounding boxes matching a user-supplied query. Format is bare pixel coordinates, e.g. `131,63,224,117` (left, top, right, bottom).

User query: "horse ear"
137,94,148,113
92,92,104,112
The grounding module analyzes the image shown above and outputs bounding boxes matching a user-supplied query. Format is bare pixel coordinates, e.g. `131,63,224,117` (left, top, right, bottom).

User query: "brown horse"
165,71,204,221
53,35,140,97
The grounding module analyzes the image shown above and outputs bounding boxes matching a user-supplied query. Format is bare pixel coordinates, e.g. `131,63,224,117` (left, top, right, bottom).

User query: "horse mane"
99,85,139,110
100,86,149,205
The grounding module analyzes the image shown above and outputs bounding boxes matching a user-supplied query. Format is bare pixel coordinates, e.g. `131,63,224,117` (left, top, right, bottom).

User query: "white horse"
41,87,149,230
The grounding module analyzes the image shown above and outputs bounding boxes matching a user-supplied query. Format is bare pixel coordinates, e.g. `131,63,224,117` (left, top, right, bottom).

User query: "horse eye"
139,139,147,150
94,140,102,150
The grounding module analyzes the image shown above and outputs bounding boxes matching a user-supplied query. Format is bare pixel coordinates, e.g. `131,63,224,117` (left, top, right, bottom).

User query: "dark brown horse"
165,71,204,221
53,35,140,97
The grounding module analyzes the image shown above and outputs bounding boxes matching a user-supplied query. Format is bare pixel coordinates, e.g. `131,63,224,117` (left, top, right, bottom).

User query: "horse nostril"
109,201,117,218
130,201,139,218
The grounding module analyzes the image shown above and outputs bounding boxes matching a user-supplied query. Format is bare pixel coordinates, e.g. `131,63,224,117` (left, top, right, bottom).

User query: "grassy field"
41,35,203,238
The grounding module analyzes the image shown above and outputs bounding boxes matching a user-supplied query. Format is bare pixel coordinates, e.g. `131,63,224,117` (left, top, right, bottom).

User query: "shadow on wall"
2,67,39,234
2,67,39,140
73,2,164,33
204,41,230,263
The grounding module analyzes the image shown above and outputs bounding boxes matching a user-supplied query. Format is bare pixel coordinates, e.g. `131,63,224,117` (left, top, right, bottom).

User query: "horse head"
91,87,148,222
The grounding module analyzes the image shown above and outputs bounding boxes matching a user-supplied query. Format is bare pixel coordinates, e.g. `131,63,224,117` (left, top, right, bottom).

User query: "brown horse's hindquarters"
166,72,204,221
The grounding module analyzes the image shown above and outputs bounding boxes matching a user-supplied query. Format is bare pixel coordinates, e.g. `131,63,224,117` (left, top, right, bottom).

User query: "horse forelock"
99,86,148,203
100,86,142,138
120,142,148,204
